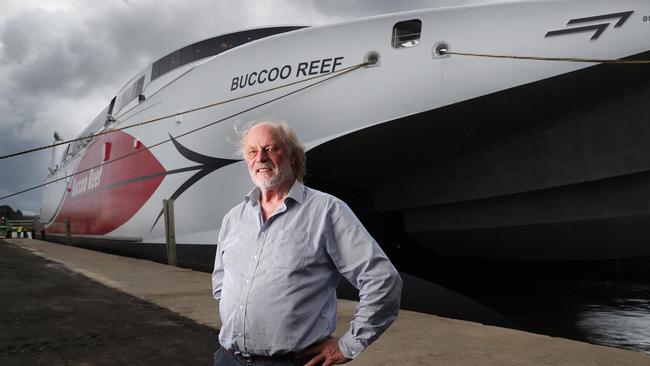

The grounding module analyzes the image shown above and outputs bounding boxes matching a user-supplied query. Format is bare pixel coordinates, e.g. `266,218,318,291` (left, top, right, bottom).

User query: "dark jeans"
213,348,310,366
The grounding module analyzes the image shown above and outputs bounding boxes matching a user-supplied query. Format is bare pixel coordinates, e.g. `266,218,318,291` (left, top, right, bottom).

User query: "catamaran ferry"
40,0,650,270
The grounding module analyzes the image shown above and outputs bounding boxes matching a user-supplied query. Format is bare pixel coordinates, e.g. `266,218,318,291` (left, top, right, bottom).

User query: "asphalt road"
0,240,219,366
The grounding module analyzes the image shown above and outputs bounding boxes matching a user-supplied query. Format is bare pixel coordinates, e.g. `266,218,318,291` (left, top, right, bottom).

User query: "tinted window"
70,105,110,156
151,60,161,80
180,46,193,65
158,55,170,75
168,50,180,69
217,36,233,52
193,39,211,60
135,76,144,96
150,26,307,81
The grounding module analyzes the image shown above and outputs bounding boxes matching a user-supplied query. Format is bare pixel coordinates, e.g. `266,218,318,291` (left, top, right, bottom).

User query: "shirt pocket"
270,229,309,269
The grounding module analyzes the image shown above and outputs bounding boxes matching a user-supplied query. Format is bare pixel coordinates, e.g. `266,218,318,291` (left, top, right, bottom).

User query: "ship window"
150,26,307,81
392,19,422,48
151,60,161,80
180,45,194,65
217,36,233,52
70,105,110,157
205,37,221,57
193,39,208,59
158,55,170,75
168,50,180,69
115,75,145,113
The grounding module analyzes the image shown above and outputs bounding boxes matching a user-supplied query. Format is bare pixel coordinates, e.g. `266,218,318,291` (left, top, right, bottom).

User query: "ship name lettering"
88,166,103,191
231,65,293,91
295,57,344,77
230,56,345,92
71,166,103,198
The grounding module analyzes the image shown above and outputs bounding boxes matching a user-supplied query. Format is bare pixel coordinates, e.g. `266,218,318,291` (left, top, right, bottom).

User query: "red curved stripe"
48,131,165,236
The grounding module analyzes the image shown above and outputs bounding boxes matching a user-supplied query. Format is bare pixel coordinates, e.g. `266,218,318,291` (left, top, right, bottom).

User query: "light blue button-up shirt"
212,180,402,359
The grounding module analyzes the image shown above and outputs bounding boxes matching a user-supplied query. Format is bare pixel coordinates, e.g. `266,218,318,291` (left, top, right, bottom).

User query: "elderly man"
212,122,402,366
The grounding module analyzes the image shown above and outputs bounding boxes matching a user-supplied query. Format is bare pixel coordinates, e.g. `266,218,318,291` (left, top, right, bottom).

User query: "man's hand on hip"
299,337,352,366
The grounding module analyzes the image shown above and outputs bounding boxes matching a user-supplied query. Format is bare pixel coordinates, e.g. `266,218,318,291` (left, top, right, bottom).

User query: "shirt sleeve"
212,213,231,301
325,199,403,359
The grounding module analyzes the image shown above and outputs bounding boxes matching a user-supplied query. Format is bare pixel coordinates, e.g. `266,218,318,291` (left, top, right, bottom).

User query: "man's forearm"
340,265,403,358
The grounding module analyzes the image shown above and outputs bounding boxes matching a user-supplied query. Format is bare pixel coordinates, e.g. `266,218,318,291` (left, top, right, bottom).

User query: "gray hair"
238,121,307,182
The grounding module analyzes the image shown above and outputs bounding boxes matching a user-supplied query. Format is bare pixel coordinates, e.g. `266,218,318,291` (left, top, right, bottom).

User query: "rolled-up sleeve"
325,200,403,359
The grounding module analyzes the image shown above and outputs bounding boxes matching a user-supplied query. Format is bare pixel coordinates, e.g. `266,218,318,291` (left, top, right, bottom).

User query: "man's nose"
255,149,269,162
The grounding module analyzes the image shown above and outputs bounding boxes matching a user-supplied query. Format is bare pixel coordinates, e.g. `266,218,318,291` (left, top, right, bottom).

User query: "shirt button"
254,255,258,260
239,305,244,310
238,333,242,337
246,279,250,284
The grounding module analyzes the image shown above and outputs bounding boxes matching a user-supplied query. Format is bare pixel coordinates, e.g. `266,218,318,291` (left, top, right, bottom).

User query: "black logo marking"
546,10,634,40
149,135,240,232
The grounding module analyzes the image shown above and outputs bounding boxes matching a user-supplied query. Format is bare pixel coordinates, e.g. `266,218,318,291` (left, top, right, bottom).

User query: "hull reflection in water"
576,282,650,355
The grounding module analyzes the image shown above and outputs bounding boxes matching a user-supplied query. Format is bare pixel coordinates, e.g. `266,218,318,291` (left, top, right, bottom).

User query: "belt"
223,348,304,364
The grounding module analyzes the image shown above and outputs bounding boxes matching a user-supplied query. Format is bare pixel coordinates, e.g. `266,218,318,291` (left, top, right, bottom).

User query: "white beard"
250,159,293,190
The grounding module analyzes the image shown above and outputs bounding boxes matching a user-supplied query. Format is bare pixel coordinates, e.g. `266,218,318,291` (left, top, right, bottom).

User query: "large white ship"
39,0,650,270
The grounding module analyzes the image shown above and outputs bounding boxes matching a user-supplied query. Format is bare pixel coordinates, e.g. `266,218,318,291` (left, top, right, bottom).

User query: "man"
212,122,402,365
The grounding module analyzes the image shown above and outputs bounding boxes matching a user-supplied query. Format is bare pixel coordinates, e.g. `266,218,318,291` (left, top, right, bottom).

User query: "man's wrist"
338,332,365,359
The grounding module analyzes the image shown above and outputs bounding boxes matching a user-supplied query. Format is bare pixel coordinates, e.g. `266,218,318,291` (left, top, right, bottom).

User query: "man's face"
243,124,294,190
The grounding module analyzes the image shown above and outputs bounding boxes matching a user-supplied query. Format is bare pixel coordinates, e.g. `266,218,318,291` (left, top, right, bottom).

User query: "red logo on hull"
48,131,165,235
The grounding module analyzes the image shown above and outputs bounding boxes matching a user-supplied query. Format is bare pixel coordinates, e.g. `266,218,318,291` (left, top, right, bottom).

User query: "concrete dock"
3,238,650,365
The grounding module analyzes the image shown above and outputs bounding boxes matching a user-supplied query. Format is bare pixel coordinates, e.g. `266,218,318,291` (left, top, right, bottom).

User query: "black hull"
307,51,650,261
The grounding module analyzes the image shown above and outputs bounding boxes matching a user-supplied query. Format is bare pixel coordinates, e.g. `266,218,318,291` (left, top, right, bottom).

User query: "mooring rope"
443,50,650,64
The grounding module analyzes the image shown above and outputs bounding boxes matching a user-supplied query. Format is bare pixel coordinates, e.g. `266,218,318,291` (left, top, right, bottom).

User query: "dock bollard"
163,199,177,266
65,219,72,246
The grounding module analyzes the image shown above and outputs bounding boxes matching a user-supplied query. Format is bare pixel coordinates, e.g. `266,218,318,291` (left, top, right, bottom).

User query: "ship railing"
6,219,37,230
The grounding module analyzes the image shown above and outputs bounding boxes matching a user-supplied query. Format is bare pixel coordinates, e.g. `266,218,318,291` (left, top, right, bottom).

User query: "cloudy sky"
0,0,491,214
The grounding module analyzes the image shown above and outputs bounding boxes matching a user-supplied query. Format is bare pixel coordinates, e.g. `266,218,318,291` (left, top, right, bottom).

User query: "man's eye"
247,150,257,157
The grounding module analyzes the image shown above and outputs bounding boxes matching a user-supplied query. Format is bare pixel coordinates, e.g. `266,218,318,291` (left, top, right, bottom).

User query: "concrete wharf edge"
7,238,650,366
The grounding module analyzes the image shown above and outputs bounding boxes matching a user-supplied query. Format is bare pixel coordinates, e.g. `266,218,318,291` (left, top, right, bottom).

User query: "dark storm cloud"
1,3,220,99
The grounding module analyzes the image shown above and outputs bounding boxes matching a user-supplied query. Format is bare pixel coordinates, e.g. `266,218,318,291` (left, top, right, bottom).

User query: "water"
575,282,650,354
450,272,650,356
390,251,650,356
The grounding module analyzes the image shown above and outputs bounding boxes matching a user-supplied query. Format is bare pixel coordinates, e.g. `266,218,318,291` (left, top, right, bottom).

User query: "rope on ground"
443,51,650,64
0,61,369,201
0,62,369,161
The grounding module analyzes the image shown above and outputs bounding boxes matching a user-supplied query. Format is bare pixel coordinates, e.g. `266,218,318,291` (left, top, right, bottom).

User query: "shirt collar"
286,180,306,204
245,180,305,206
245,186,261,206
